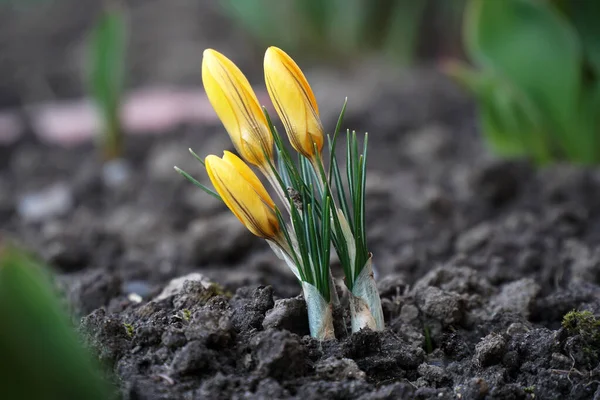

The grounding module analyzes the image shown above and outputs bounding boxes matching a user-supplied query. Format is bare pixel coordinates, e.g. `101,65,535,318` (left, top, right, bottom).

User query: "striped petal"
202,49,273,166
264,46,324,159
205,154,279,239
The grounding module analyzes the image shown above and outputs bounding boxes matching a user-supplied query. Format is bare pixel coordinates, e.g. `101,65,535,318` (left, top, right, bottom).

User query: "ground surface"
2,71,600,399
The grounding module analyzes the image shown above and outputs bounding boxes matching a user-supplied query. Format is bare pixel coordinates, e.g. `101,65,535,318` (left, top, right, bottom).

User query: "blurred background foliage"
0,241,115,400
220,0,465,65
448,0,600,165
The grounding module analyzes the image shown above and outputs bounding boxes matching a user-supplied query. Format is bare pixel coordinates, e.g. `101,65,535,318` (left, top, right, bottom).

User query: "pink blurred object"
29,100,98,146
1,86,274,147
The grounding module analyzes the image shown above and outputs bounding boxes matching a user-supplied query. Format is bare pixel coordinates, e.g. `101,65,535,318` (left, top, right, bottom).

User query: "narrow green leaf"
87,7,126,159
188,148,206,166
174,167,222,201
328,98,348,184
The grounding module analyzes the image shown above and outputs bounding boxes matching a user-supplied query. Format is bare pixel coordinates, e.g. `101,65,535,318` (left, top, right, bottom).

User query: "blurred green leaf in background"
221,0,465,65
449,0,600,165
0,240,115,400
87,4,127,161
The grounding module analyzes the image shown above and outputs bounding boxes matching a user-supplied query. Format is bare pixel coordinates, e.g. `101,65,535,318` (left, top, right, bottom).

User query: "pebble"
17,183,73,221
155,273,212,301
101,158,132,188
122,280,153,299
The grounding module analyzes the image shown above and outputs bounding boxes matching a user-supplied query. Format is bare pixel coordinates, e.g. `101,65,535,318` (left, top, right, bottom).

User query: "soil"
2,70,600,400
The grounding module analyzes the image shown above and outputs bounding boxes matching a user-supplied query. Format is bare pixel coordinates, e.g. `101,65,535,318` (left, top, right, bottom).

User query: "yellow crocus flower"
205,151,280,240
202,49,273,167
264,46,324,159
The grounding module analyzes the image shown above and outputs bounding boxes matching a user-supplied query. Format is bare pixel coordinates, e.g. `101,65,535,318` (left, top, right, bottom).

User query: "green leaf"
446,61,552,163
382,0,428,63
568,1,600,76
0,243,115,400
174,167,222,201
578,81,600,163
87,7,126,158
465,0,581,158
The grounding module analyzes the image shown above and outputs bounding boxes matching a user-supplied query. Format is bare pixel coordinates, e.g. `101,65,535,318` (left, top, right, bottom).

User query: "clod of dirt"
413,265,493,296
251,329,307,380
474,333,506,367
262,296,309,336
171,340,215,376
230,285,274,332
471,160,526,206
417,363,450,387
454,378,490,400
377,273,409,299
315,357,366,381
66,268,121,316
489,278,540,318
415,286,464,326
184,307,234,348
455,222,493,253
564,240,600,285
172,280,228,310
80,308,131,367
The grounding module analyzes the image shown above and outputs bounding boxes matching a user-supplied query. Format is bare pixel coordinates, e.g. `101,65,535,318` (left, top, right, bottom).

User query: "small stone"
154,273,212,301
17,183,73,221
127,293,143,304
101,158,132,188
474,333,506,367
262,297,309,336
315,357,366,381
506,322,530,336
122,280,152,299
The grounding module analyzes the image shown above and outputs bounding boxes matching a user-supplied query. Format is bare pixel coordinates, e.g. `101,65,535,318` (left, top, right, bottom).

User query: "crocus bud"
205,152,280,240
202,49,273,166
264,46,324,159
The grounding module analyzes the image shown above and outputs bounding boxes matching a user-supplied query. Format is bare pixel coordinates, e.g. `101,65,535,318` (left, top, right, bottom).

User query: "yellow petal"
264,46,324,158
202,49,273,166
205,154,279,239
222,151,275,208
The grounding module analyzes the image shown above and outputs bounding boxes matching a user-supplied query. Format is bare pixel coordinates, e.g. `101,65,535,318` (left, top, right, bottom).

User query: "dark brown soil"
2,71,600,400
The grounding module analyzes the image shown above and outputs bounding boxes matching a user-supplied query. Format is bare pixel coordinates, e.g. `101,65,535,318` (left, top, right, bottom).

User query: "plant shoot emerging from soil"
87,5,127,161
176,47,383,339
